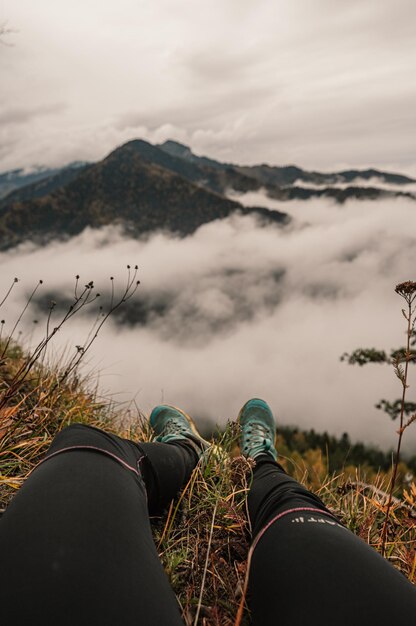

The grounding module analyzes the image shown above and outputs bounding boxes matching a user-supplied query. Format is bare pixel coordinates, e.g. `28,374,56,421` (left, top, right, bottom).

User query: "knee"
55,422,97,439
60,422,90,432
48,423,107,454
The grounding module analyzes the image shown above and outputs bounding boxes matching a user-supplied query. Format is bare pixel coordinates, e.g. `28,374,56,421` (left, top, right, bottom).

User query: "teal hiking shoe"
238,398,278,461
149,405,210,459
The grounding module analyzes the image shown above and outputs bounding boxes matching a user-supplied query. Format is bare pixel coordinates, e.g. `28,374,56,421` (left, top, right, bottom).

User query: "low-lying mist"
292,178,416,193
1,194,416,452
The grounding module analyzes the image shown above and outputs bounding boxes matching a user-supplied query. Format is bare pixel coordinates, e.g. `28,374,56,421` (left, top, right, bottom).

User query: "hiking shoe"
238,398,278,461
149,405,210,459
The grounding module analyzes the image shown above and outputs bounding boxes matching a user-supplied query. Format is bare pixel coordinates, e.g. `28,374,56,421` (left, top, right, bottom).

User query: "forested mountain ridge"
1,138,415,250
160,139,416,188
0,142,288,250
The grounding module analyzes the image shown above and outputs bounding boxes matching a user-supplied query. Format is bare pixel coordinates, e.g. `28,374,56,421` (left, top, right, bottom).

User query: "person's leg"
0,415,205,626
239,399,416,626
144,403,210,514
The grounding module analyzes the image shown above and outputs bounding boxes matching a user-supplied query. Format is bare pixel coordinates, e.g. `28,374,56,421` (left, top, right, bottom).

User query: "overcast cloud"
1,195,416,452
1,0,416,173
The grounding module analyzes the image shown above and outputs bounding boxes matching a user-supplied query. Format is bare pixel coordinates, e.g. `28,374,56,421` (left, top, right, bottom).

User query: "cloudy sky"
1,0,416,174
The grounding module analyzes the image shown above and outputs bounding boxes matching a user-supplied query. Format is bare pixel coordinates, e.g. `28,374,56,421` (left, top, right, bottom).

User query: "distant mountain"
161,140,416,185
0,163,89,206
0,162,87,199
320,168,414,186
235,164,416,187
1,138,415,250
160,140,226,171
265,185,412,202
120,139,260,195
0,142,288,250
2,140,415,207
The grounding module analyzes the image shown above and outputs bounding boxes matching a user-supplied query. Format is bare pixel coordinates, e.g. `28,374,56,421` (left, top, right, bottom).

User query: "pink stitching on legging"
251,506,339,554
31,445,140,476
235,506,341,624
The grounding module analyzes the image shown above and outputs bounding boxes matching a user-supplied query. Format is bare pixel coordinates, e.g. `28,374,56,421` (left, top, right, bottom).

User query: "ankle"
253,454,286,473
167,438,200,467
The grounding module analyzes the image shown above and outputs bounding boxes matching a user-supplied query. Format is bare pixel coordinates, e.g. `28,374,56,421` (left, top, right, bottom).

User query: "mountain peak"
159,140,227,171
159,140,193,158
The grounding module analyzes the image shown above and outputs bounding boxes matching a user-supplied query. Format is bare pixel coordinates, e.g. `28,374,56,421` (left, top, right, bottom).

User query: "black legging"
1,424,415,625
247,457,416,625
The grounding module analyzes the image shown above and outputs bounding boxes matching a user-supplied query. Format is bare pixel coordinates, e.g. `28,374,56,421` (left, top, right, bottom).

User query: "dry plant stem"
0,280,42,361
58,266,140,383
0,284,94,411
0,277,18,310
194,501,218,626
380,291,414,555
233,548,251,626
0,267,140,412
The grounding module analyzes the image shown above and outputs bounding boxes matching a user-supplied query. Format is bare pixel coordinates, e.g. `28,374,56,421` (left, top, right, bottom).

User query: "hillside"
159,140,416,195
0,162,87,199
120,139,261,195
1,139,415,252
0,162,89,205
0,142,288,250
1,337,415,626
235,163,416,187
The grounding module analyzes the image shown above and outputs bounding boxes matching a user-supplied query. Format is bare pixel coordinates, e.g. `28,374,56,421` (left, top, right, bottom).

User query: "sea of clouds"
290,178,416,193
1,193,416,452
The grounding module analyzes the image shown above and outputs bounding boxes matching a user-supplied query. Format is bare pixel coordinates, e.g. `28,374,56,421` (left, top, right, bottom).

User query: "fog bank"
1,195,416,452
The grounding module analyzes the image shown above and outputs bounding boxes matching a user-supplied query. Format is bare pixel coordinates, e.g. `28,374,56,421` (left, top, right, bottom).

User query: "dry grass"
0,340,143,509
318,473,416,582
1,342,415,625
153,428,253,626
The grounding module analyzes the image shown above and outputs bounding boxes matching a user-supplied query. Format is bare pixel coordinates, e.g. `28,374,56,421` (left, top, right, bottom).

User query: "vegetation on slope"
3,137,416,252
0,143,288,250
1,338,415,625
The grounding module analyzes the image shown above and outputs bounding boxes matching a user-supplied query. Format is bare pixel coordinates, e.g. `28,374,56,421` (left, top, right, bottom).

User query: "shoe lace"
244,421,273,451
164,417,188,436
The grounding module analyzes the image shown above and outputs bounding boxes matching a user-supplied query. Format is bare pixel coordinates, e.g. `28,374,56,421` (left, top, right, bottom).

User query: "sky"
1,194,416,452
1,0,416,174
